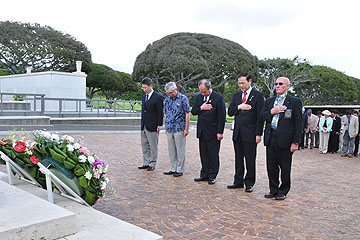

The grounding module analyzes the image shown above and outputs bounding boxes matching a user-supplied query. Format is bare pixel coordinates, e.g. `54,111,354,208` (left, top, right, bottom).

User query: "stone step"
0,178,76,240
0,116,50,125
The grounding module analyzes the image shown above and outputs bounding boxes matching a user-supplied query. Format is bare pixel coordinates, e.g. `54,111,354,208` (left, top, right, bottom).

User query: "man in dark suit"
260,77,302,200
298,109,308,150
328,110,341,154
227,72,264,193
138,77,163,171
191,79,226,185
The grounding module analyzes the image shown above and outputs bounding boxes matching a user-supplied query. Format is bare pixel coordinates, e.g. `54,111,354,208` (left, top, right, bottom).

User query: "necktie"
203,96,207,103
242,92,247,103
145,94,149,105
271,94,286,129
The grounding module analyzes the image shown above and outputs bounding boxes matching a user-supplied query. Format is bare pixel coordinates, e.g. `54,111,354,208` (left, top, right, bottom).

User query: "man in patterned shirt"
163,82,190,177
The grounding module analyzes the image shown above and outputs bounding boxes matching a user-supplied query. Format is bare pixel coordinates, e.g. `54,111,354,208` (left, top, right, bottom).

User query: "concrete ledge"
0,116,50,125
0,172,162,240
51,117,141,126
0,101,31,110
0,179,76,240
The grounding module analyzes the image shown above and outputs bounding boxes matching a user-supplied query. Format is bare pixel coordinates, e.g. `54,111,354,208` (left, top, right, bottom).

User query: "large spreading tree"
294,65,359,105
0,21,92,74
132,32,258,97
87,63,137,100
256,57,316,98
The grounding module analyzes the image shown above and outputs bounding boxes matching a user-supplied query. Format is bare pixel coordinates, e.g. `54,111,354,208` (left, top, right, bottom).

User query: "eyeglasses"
141,86,149,90
275,82,284,86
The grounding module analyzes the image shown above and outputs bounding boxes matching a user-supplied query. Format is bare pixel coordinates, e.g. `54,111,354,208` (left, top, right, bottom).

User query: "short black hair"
141,77,153,86
236,72,251,81
345,110,352,115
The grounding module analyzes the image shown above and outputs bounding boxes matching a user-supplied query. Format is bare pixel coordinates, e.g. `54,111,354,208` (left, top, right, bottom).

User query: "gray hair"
164,82,177,91
198,79,211,89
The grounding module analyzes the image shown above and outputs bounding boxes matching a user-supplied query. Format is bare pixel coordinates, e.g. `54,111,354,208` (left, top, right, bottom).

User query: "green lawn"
88,97,234,122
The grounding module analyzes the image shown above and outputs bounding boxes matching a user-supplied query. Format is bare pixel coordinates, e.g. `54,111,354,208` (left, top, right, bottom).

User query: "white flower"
87,155,95,164
67,144,74,152
51,134,60,142
104,177,109,183
79,155,87,163
97,165,103,174
84,171,92,180
43,131,51,139
25,149,33,155
30,142,37,148
62,135,74,143
101,181,107,191
73,143,80,149
103,164,109,173
93,170,101,179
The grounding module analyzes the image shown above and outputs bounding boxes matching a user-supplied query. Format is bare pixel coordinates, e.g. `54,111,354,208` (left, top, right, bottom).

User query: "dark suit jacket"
191,91,226,140
228,89,265,142
331,116,341,134
261,94,303,148
302,113,308,130
141,91,163,131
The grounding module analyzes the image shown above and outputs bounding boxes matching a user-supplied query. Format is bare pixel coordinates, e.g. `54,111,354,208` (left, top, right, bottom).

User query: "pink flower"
16,141,26,146
0,141,10,145
14,145,26,152
30,155,38,164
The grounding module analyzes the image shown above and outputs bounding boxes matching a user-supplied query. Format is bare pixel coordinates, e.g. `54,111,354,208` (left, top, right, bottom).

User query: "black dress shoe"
138,165,149,169
173,172,183,177
147,166,155,171
208,178,216,184
194,177,209,181
264,192,277,198
245,186,254,193
163,171,175,175
275,194,286,200
227,184,244,189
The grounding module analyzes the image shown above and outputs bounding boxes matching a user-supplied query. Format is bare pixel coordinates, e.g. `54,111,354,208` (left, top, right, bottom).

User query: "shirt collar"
147,90,154,98
277,92,287,99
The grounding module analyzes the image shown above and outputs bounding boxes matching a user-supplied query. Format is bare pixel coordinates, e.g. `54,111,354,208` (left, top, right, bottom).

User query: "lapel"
208,91,214,104
246,89,254,104
279,95,291,121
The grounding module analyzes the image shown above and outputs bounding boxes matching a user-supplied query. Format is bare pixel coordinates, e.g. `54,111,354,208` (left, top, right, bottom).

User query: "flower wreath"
0,130,110,206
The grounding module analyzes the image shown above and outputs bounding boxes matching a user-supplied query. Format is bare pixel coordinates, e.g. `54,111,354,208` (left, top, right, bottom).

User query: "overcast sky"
2,0,360,79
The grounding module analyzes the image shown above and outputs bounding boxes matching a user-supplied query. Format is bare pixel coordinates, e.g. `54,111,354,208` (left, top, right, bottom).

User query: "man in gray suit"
139,77,163,171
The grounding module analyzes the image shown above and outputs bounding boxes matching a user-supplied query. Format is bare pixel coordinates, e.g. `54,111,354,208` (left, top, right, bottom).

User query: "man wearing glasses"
138,77,163,171
260,77,302,200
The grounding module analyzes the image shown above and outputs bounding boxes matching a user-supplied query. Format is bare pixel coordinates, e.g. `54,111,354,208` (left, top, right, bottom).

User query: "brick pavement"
2,129,360,239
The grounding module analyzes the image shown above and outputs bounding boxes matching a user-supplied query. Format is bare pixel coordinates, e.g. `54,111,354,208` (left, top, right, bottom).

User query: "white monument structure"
0,61,86,111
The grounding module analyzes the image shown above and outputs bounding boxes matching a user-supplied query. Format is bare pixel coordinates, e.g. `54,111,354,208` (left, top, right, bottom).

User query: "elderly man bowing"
260,77,303,200
163,82,190,177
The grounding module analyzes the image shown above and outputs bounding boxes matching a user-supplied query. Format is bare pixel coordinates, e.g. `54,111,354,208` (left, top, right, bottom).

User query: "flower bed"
0,130,110,206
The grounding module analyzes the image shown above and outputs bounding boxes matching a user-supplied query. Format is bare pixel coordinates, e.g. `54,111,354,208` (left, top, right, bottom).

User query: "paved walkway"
1,129,360,239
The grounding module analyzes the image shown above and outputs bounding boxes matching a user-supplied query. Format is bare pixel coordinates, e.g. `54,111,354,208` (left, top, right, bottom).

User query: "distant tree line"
1,22,358,105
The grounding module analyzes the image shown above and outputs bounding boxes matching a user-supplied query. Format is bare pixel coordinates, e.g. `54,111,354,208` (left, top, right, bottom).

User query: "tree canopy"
0,21,92,74
256,57,315,98
132,32,258,96
86,64,137,100
294,65,359,105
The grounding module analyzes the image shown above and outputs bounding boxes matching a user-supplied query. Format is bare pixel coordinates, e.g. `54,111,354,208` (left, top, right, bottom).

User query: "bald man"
260,77,303,200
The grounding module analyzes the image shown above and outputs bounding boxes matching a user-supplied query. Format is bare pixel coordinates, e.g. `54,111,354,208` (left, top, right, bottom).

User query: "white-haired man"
163,82,190,177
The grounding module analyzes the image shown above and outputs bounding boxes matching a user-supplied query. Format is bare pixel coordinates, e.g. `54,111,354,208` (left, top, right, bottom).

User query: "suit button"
144,110,147,112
